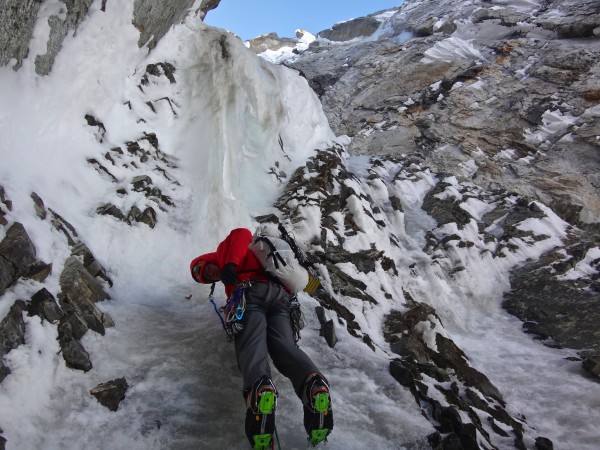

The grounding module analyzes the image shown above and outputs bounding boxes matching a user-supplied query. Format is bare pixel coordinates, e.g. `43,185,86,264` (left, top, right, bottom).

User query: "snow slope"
1,1,599,449
0,2,429,449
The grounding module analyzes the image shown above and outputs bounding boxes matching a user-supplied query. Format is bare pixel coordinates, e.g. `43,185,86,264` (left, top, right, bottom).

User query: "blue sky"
204,0,403,41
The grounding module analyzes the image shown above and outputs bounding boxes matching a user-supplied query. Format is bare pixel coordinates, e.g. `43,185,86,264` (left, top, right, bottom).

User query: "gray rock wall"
0,188,113,382
34,0,93,75
0,0,42,70
247,32,298,54
197,0,221,20
1,0,222,74
272,145,559,447
132,0,194,49
317,16,381,42
288,0,600,231
132,0,196,49
0,223,37,295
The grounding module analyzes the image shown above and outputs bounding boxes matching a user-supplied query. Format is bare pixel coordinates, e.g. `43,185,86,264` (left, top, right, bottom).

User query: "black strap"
257,236,287,270
278,225,313,269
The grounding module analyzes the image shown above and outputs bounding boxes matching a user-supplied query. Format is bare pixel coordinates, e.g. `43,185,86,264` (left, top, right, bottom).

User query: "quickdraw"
289,295,306,344
209,280,252,341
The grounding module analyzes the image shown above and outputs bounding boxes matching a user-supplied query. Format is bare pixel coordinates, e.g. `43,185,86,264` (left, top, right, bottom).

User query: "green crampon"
253,433,272,450
258,390,276,414
310,428,329,446
313,392,330,413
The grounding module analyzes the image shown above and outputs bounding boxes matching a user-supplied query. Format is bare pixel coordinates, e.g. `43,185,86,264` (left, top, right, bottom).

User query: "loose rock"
90,377,129,411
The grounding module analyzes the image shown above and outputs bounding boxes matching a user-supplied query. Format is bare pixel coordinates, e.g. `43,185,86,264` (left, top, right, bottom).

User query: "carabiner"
235,306,245,321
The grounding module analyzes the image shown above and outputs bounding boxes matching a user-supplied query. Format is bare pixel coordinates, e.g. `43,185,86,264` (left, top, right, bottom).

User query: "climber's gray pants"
234,282,318,396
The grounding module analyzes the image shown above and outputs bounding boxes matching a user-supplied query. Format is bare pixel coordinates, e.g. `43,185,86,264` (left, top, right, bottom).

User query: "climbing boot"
245,377,277,449
301,373,333,446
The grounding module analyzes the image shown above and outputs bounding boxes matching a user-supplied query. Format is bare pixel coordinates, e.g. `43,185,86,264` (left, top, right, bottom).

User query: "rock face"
288,0,600,233
272,144,561,447
583,355,600,379
0,223,37,295
281,0,600,386
0,0,221,74
0,301,26,383
1,0,598,447
59,256,112,334
504,243,600,352
0,0,42,70
0,186,10,226
90,378,129,411
89,63,180,229
0,0,94,74
247,32,298,54
132,0,221,49
261,0,600,444
0,189,113,378
28,288,63,324
197,0,221,20
55,250,113,372
133,0,196,49
317,16,381,42
34,0,94,75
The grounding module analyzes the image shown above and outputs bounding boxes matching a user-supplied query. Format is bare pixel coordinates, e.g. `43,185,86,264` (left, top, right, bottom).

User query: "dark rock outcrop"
315,306,337,348
582,355,600,380
535,0,600,38
34,0,94,75
133,0,196,49
90,377,129,411
0,189,114,381
71,243,112,287
58,256,112,335
0,223,37,295
0,0,43,70
270,143,566,447
247,32,298,54
0,186,10,226
94,128,178,229
196,0,221,20
1,0,220,74
504,234,600,355
28,288,63,324
30,192,47,220
383,302,547,449
54,254,113,372
0,301,27,382
318,17,381,42
58,321,92,372
422,180,472,228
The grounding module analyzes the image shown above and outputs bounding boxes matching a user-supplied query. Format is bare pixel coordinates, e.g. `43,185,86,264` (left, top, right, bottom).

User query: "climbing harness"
210,280,305,345
209,280,252,341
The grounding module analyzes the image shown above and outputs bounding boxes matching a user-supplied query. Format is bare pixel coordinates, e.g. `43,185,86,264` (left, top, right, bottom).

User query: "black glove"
221,263,238,285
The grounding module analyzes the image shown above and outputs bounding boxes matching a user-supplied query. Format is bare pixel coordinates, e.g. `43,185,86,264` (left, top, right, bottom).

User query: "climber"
190,227,334,449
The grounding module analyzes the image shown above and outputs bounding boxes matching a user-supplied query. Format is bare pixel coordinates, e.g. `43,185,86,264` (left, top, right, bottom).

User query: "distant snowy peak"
254,0,600,65
247,6,402,64
245,29,315,60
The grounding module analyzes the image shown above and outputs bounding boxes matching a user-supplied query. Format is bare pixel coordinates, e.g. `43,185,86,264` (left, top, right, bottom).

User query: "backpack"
249,224,320,294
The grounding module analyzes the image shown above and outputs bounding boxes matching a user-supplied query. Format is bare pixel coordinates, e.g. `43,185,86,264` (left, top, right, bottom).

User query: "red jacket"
190,228,269,296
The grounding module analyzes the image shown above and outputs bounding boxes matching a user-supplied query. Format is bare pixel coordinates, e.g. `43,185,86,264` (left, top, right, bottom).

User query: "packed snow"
421,37,485,64
1,1,600,450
